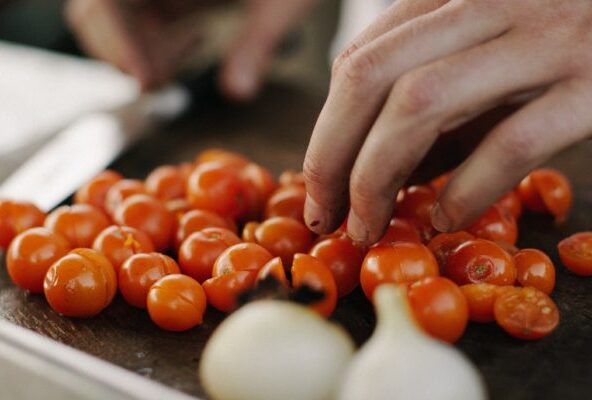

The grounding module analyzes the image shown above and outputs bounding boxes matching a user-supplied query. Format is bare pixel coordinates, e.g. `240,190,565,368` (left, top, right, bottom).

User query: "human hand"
303,0,592,245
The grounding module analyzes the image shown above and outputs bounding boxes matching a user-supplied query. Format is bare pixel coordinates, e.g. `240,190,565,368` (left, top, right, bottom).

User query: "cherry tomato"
165,198,194,216
374,218,422,247
253,217,313,266
44,248,117,317
178,228,241,283
429,171,451,193
394,185,436,228
145,165,187,201
264,185,306,223
104,179,146,216
494,286,560,340
519,168,572,223
119,253,180,308
514,249,555,294
310,236,365,297
45,204,110,248
92,225,154,272
203,270,257,313
242,221,260,242
496,190,523,219
408,276,469,343
466,204,518,246
74,170,123,212
291,253,338,318
195,148,249,169
279,170,305,187
147,274,206,331
240,163,278,218
360,242,439,301
6,228,70,293
212,243,273,277
113,194,175,251
427,231,474,272
0,200,46,248
256,257,289,287
460,283,515,323
175,209,235,248
446,239,516,286
557,232,592,276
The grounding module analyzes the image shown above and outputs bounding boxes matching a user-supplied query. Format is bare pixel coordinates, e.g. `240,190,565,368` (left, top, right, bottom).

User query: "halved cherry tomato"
427,231,474,272
514,249,555,294
373,218,422,247
203,270,257,313
460,283,515,323
557,232,592,276
496,190,523,219
256,257,289,287
360,242,439,301
393,185,436,229
119,253,180,308
0,200,46,248
178,228,241,282
74,170,122,212
240,163,278,218
466,204,518,246
264,185,306,223
147,274,206,331
254,217,313,266
145,165,187,201
291,253,338,318
104,179,147,216
494,286,560,340
519,168,572,223
279,170,305,187
175,209,235,248
242,221,260,242
446,239,516,286
45,204,110,248
44,248,117,317
212,243,273,277
195,148,249,169
408,276,468,343
6,228,71,293
92,225,154,272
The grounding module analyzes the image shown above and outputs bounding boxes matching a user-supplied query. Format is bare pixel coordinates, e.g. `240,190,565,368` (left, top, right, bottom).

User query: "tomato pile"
0,149,588,342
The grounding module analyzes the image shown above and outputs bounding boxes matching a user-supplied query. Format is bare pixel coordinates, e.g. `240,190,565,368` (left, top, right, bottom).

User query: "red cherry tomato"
514,249,555,294
254,217,313,266
446,239,516,286
374,218,422,247
104,179,147,216
74,170,123,212
494,286,560,340
178,228,241,283
119,253,180,308
175,209,235,248
45,204,110,248
279,170,305,187
92,225,154,272
256,257,289,287
460,283,515,323
429,171,452,193
240,163,278,218
291,253,338,318
0,200,46,248
496,190,523,219
203,270,257,313
6,228,71,293
195,148,249,169
147,274,207,331
309,236,365,297
113,194,175,251
264,185,306,223
360,242,439,301
519,168,572,223
212,243,273,277
408,276,469,343
427,231,474,272
44,249,117,317
242,221,260,242
557,232,592,276
393,185,436,229
145,165,187,201
466,204,518,246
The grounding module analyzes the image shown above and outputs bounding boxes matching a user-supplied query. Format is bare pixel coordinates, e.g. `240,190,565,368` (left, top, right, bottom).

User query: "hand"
303,0,592,245
65,0,319,99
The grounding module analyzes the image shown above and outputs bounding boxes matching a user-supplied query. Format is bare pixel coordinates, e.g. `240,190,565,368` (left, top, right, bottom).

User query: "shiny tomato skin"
373,218,422,247
0,200,46,248
240,163,278,218
557,232,592,276
393,185,436,228
254,217,313,266
360,242,439,301
256,257,289,287
104,179,147,216
460,283,515,323
466,204,518,246
212,243,273,277
178,228,241,283
92,225,154,272
6,228,71,293
291,254,338,318
147,274,207,331
514,249,555,294
408,277,469,343
74,170,123,212
519,168,572,223
429,171,452,193
427,231,475,272
203,270,257,313
278,170,305,187
119,253,180,308
446,239,516,286
175,209,235,249
496,190,523,219
45,204,110,248
242,221,260,242
264,185,306,223
494,287,560,340
44,249,117,317
145,165,187,201
195,148,249,169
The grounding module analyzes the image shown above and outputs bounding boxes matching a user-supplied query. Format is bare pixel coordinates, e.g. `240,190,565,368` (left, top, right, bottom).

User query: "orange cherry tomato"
557,232,592,276
466,204,518,246
147,274,207,331
309,236,365,297
264,185,306,223
242,221,260,242
514,249,555,294
460,283,515,323
256,257,289,287
119,253,180,308
45,204,110,248
6,228,71,293
145,165,187,201
360,242,439,301
446,239,516,286
494,286,560,340
165,198,194,216
74,170,123,212
254,217,313,266
178,228,241,283
519,168,572,223
203,270,257,313
496,190,523,219
427,231,474,272
195,148,249,169
212,243,273,277
104,179,147,216
92,225,154,272
44,248,117,317
291,253,338,318
0,200,46,248
408,276,469,343
113,194,175,251
175,209,235,248
394,185,436,229
429,171,452,193
279,170,305,187
373,218,422,247
240,163,278,218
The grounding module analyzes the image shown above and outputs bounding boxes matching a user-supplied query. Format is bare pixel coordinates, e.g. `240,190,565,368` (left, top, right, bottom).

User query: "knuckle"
334,48,382,94
331,42,361,77
390,71,440,117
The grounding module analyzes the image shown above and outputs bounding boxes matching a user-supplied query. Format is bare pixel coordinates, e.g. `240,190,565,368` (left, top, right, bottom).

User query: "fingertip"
304,194,331,234
430,202,453,233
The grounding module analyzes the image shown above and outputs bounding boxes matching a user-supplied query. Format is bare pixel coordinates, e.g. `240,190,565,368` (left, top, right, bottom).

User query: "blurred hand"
303,0,592,245
65,0,319,99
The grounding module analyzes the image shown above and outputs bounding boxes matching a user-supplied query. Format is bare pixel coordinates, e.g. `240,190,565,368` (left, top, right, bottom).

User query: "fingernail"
347,209,369,244
304,194,328,233
431,202,452,232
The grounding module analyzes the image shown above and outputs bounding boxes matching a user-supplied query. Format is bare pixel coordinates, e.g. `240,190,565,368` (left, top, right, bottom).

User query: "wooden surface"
1,83,592,400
